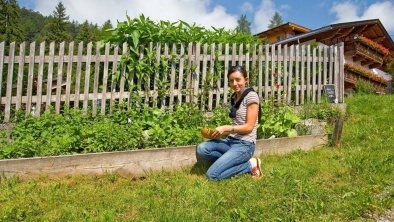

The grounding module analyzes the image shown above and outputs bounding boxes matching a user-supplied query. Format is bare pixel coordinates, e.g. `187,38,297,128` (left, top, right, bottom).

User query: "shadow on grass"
189,159,212,176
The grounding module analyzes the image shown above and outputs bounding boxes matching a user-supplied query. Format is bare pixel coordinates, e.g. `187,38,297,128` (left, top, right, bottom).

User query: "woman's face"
228,71,247,93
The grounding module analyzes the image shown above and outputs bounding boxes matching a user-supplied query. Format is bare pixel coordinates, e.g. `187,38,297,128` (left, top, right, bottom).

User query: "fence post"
339,42,345,103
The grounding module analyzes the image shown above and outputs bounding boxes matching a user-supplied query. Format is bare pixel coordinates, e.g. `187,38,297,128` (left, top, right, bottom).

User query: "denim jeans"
196,137,255,181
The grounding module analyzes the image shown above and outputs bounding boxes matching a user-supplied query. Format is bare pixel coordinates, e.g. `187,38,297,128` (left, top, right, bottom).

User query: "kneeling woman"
196,65,262,181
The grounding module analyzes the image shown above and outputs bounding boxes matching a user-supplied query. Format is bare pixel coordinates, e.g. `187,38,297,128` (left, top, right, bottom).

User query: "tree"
235,14,251,34
19,7,47,42
99,19,113,39
268,11,283,29
0,0,23,43
43,1,71,42
76,21,101,43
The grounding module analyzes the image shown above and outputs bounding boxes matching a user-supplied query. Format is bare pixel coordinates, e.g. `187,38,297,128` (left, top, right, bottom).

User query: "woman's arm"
211,102,258,137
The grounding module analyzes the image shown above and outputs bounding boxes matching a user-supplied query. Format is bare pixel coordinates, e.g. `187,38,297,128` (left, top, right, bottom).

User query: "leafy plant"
355,80,376,95
258,100,300,139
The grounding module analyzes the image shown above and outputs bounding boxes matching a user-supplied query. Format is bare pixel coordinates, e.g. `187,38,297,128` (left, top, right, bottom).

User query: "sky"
17,0,394,38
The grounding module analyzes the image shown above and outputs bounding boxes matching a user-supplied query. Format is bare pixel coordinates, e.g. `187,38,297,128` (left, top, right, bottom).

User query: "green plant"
355,80,376,95
258,100,300,139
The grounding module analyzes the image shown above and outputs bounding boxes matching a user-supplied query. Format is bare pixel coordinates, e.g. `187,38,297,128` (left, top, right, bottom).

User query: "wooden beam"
369,63,382,69
353,24,370,35
371,36,386,43
321,28,342,42
336,27,355,39
361,60,374,66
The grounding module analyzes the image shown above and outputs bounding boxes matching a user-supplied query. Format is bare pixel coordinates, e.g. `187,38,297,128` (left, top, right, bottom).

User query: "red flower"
355,35,390,56
344,63,388,84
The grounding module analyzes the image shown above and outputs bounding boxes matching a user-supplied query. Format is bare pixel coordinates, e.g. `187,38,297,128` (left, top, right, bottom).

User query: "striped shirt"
228,88,260,143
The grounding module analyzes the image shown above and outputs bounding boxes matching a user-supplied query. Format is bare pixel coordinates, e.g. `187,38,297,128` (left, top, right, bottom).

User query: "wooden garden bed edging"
0,134,328,179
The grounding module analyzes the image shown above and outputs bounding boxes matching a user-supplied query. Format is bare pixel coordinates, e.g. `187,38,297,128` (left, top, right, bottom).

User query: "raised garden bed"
0,134,328,179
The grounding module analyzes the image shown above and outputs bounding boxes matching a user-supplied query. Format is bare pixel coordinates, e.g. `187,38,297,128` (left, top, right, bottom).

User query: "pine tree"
100,20,113,39
0,0,23,43
268,11,284,29
43,1,71,42
235,14,251,34
76,21,101,43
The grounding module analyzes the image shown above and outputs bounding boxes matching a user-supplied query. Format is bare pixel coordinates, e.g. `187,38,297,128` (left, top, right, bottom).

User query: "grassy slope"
0,95,393,221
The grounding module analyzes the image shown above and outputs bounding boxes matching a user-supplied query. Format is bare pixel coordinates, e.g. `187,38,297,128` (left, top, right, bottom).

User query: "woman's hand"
211,125,232,138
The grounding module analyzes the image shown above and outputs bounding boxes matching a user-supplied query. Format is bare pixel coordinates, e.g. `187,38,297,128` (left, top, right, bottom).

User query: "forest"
0,0,113,44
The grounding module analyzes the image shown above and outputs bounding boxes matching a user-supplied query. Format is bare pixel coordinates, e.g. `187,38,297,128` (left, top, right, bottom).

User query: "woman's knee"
196,142,208,157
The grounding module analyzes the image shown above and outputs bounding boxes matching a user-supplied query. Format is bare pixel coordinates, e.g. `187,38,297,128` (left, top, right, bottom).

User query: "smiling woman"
196,65,262,181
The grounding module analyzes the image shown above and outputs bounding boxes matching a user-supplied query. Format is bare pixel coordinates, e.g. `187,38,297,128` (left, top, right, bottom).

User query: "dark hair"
227,65,247,78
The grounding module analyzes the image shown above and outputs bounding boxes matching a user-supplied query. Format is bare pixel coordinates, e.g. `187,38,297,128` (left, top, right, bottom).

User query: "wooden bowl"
200,127,215,139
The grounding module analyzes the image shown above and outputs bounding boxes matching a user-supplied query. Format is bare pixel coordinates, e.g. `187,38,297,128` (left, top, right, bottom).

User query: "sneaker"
251,158,262,178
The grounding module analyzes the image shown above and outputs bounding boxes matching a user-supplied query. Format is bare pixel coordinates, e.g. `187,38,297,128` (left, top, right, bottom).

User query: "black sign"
323,84,337,103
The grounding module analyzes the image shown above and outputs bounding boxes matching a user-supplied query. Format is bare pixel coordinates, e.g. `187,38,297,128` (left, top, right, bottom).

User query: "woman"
196,65,262,181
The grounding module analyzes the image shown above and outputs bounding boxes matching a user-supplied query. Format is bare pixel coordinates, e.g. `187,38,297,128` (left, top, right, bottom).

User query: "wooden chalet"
255,22,311,44
270,19,394,94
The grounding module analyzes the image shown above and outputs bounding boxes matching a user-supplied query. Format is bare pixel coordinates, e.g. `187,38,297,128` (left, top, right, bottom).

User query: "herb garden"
1,16,343,160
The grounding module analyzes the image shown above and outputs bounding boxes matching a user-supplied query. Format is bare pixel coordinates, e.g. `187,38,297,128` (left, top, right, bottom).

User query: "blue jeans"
196,137,255,181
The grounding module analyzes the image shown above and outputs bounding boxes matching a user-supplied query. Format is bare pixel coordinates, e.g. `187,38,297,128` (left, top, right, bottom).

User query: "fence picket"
215,43,222,108
295,45,299,105
83,42,92,113
169,43,177,111
185,42,192,103
55,42,65,114
178,43,185,106
300,44,305,104
4,42,15,122
317,45,323,102
288,45,294,104
200,43,208,111
329,45,334,84
101,42,110,114
283,45,288,102
109,44,119,113
35,42,45,115
323,46,328,86
16,42,25,111
312,47,316,103
264,44,269,99
46,42,55,111
257,45,263,98
118,42,127,105
208,43,215,111
26,42,35,113
306,45,311,102
270,45,275,98
92,42,101,116
224,43,229,104
65,42,74,107
74,42,83,108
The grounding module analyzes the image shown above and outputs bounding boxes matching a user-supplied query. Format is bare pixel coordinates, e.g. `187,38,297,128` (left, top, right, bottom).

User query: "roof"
275,19,394,51
255,22,311,37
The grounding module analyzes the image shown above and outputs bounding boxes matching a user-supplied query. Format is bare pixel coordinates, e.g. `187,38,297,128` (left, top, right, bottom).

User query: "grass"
0,95,393,221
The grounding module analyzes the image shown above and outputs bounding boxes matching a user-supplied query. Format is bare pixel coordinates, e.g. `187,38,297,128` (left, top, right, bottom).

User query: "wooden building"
267,19,394,94
255,22,310,44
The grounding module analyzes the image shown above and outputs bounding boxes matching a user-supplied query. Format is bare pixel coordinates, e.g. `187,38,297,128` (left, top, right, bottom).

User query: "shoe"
251,158,262,178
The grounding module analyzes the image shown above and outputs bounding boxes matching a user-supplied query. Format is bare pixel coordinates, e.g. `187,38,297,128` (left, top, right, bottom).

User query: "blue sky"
17,0,394,37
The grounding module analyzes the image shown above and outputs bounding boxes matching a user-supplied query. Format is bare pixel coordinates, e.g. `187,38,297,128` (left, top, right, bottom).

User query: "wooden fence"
0,41,344,123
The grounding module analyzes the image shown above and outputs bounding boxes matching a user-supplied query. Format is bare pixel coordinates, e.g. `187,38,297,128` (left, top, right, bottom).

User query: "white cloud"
330,1,394,33
252,0,276,34
33,0,238,29
241,2,253,13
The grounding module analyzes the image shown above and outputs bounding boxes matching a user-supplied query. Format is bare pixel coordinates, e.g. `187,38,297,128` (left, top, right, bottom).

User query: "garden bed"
0,134,328,179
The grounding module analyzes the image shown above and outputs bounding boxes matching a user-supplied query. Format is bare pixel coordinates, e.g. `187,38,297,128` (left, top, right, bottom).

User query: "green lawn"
0,95,393,221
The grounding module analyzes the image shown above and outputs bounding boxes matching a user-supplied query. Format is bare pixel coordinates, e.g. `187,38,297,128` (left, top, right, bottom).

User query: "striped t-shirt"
228,89,260,143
